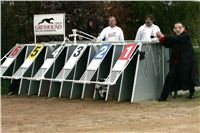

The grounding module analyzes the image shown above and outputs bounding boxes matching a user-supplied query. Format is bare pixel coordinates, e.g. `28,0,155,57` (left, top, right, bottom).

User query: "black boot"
188,89,195,99
157,92,168,102
157,97,167,101
173,91,178,99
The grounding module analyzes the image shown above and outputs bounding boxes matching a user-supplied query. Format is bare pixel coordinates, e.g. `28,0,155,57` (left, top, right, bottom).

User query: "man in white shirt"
97,16,124,42
135,14,160,42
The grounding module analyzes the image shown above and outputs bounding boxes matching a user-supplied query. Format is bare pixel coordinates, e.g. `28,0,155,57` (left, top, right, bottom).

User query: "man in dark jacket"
85,18,100,37
156,22,199,101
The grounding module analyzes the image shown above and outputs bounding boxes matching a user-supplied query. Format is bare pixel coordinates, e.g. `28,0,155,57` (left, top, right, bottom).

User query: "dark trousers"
160,65,195,99
8,79,20,93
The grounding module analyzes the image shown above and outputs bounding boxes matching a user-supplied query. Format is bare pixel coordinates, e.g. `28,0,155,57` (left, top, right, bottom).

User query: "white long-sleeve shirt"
135,24,160,42
97,26,124,42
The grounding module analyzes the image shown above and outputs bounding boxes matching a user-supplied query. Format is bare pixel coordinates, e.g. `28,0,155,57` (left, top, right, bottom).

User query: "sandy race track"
1,94,200,133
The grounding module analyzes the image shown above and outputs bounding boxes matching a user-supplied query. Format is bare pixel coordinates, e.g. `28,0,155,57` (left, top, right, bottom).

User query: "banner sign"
34,14,65,36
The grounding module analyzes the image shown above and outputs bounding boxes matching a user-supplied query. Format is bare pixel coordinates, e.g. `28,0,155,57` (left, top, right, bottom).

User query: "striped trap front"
0,67,7,76
12,68,28,78
80,70,96,81
33,68,47,79
56,69,71,79
105,70,121,84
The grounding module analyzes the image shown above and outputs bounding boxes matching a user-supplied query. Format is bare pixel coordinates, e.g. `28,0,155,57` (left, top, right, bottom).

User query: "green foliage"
194,48,200,72
1,1,200,55
1,79,10,94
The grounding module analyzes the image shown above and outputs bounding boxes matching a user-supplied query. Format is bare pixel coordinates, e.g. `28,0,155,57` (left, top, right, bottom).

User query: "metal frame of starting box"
1,40,169,102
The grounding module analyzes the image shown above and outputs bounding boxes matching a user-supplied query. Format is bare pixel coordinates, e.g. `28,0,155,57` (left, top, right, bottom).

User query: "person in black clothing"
8,79,20,95
156,22,199,101
85,18,100,37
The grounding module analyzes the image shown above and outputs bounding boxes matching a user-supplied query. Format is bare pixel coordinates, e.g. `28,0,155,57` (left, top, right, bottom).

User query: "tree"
1,1,200,56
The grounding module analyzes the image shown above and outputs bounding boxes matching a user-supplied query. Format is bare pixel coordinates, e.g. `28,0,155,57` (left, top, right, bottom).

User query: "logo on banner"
34,14,65,35
38,18,54,25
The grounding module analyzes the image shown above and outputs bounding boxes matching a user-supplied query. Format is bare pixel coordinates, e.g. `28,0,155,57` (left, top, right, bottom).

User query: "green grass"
194,48,200,72
170,89,200,104
195,89,200,97
1,79,10,94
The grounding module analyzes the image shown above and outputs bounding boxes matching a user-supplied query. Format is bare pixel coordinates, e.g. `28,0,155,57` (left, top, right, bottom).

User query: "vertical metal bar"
91,67,100,100
69,65,78,99
117,71,125,102
18,46,31,95
37,47,48,96
162,47,165,85
105,45,117,102
59,46,70,98
81,46,94,99
131,44,142,103
47,57,57,97
72,29,77,45
28,63,36,95
11,54,18,83
34,35,36,43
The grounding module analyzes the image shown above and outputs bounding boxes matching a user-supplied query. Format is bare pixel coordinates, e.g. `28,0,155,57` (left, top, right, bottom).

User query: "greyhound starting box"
1,14,169,102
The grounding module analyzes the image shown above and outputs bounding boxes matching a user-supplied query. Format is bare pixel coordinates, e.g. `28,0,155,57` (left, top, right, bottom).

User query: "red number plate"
9,45,23,57
119,44,137,60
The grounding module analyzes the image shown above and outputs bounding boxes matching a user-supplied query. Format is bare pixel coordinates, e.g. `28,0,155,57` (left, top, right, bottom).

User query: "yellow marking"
27,44,44,60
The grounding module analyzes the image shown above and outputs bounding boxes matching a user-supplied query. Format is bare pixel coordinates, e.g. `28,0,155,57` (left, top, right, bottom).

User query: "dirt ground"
1,94,200,133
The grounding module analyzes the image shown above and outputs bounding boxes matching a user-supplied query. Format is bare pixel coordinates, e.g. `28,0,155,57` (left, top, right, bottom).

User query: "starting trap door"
39,46,68,97
49,44,91,98
82,43,115,100
57,45,90,99
77,44,112,100
105,43,139,102
33,45,64,79
12,44,44,79
70,44,112,99
57,45,88,98
17,44,46,95
1,44,27,95
28,45,66,96
0,44,25,76
131,44,164,102
106,44,138,84
56,45,88,80
49,44,88,98
79,44,112,81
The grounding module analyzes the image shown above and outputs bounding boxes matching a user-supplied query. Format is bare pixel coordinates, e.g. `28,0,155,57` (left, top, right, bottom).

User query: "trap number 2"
95,44,111,59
